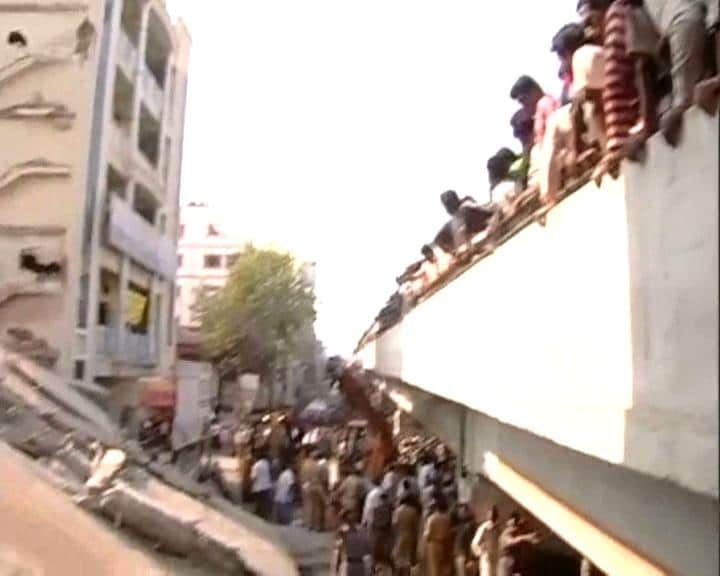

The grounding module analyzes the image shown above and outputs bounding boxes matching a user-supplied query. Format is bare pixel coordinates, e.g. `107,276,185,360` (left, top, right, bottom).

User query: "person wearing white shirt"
251,453,273,521
361,482,383,528
417,455,434,491
381,464,400,503
274,465,296,525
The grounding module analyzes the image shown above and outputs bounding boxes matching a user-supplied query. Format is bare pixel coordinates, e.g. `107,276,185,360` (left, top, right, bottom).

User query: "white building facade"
176,203,247,328
0,0,190,418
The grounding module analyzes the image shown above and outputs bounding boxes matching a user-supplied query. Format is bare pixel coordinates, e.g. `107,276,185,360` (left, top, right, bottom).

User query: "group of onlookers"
332,452,548,576
373,0,720,332
234,419,606,575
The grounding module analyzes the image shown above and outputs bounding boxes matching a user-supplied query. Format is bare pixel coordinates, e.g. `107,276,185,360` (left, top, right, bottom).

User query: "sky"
167,1,577,356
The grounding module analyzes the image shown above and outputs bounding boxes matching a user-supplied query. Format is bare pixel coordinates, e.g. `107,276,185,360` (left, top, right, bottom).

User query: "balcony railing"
106,196,176,279
141,63,164,119
97,325,157,367
117,29,137,78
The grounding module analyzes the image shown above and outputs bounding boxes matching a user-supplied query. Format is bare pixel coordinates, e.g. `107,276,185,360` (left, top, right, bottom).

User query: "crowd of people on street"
231,415,559,576
370,0,720,336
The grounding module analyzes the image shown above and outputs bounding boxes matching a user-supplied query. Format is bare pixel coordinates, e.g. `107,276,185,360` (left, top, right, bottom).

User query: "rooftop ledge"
356,106,719,499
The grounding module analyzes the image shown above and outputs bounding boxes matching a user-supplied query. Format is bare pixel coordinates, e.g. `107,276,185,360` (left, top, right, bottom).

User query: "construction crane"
326,356,397,481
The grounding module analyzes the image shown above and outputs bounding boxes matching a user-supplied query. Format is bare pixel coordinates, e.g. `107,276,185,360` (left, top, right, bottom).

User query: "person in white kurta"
471,506,501,576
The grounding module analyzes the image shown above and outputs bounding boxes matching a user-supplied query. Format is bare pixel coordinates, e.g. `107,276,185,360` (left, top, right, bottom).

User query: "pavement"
211,455,334,575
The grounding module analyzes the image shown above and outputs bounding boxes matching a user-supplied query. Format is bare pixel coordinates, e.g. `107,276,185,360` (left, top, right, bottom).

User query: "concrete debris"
2,327,59,369
54,442,93,482
99,482,200,556
0,346,120,443
0,349,300,576
85,446,126,493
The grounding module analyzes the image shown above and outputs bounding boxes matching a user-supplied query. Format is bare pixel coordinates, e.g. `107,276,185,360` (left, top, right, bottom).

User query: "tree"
196,245,317,403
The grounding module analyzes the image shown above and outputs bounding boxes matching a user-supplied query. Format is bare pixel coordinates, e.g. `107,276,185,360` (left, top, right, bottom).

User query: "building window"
7,30,28,47
73,359,85,380
166,290,175,346
226,253,238,269
204,254,221,269
177,254,183,268
98,302,109,326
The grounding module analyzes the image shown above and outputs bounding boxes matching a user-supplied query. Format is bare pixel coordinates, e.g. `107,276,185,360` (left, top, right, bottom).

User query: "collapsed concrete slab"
0,347,301,576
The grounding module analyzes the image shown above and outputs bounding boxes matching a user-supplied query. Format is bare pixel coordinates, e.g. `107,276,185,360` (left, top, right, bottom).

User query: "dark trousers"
253,489,273,520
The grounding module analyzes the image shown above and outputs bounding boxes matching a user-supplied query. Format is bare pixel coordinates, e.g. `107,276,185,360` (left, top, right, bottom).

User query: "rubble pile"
0,344,298,576
397,434,443,467
2,327,59,369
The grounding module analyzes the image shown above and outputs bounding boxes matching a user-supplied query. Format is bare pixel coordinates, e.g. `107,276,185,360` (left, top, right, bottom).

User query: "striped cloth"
602,1,640,154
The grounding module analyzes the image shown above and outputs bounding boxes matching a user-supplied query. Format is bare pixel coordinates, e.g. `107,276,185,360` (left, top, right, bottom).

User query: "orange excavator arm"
330,360,397,481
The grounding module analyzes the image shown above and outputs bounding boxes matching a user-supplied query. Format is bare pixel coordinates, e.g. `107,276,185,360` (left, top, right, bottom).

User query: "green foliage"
196,244,316,377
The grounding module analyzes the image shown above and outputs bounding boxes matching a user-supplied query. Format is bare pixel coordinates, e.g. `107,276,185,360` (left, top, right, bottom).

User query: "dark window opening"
132,183,157,225
7,30,27,47
98,301,109,326
73,360,85,380
138,104,160,167
112,68,135,125
19,249,62,277
204,254,221,269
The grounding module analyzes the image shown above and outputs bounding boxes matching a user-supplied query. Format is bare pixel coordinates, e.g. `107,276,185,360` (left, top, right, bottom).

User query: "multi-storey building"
176,202,247,329
0,0,190,418
355,109,718,575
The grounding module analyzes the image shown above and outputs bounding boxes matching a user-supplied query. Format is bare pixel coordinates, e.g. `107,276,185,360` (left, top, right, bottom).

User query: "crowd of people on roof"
372,0,719,334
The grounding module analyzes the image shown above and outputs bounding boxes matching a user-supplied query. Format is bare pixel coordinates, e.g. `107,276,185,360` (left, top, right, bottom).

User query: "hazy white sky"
167,1,576,356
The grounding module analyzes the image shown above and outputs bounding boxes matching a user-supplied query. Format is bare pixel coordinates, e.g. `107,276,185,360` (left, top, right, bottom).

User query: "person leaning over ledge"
440,190,495,257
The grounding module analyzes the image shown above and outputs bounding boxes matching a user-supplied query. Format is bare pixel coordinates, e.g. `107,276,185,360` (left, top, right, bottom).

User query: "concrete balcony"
96,325,157,368
116,28,138,79
106,196,176,279
356,109,718,576
141,63,164,120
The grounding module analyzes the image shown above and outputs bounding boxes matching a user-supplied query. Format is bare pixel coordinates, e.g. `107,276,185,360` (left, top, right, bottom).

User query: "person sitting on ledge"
488,149,521,207
509,108,538,190
484,150,524,250
418,243,449,285
440,190,495,255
